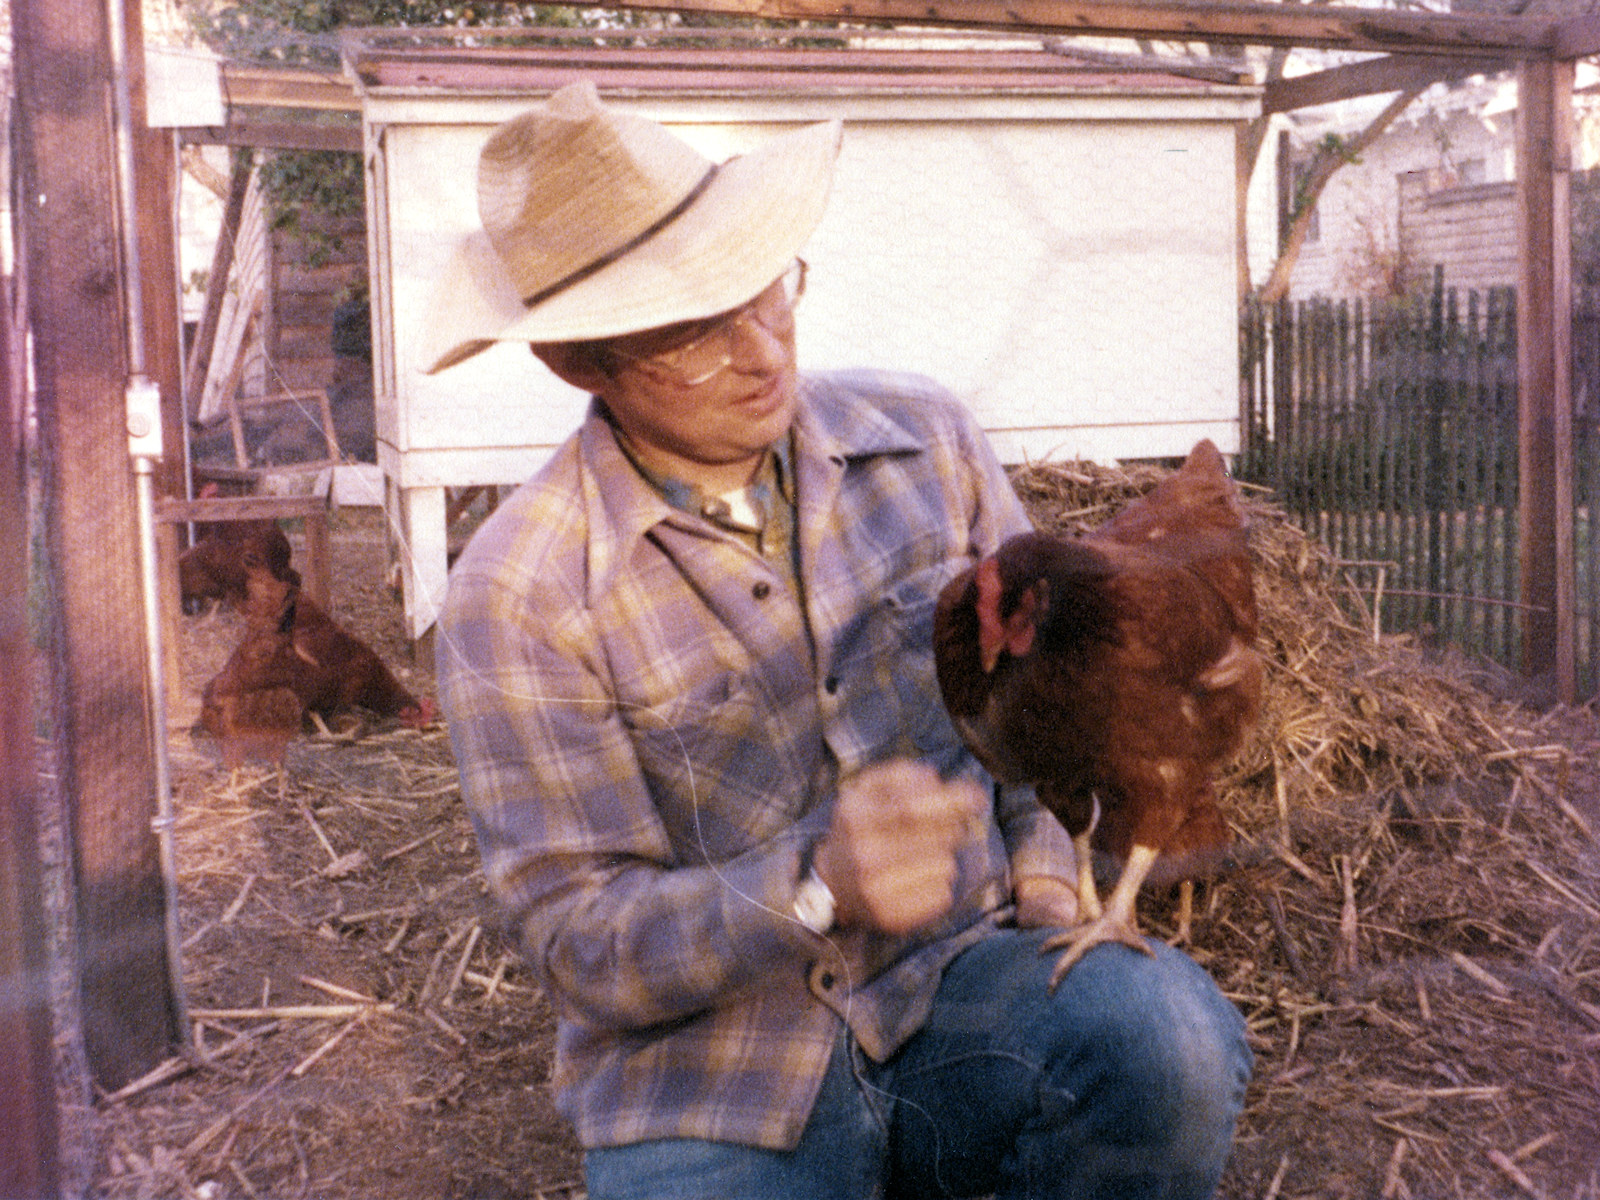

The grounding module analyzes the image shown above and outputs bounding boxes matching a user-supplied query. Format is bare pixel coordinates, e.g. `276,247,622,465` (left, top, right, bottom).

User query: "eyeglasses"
607,259,807,388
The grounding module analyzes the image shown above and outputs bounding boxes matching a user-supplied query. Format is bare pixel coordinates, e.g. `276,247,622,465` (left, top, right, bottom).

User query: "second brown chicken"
200,545,436,770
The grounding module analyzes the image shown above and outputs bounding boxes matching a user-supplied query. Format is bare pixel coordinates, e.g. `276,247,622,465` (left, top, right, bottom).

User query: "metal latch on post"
126,376,163,459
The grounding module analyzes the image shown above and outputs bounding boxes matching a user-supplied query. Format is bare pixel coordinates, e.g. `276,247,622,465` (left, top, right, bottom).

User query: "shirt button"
752,580,772,600
824,676,839,695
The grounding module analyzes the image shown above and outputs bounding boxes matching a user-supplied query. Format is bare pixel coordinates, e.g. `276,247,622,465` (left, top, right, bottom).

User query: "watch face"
794,871,834,933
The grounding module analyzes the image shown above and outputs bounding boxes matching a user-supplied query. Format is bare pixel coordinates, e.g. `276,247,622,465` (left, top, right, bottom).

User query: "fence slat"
1239,274,1588,691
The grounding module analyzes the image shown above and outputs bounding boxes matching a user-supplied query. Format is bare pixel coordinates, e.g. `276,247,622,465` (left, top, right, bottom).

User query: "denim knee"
1034,941,1251,1189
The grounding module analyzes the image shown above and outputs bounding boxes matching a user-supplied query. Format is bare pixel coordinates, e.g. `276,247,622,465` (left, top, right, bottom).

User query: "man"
432,80,1250,1199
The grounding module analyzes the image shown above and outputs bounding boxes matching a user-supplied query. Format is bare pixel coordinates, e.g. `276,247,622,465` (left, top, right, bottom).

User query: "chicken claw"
1042,842,1160,988
1042,913,1154,988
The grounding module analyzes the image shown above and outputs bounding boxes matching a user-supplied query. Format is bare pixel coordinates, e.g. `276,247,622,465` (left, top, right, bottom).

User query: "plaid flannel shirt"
438,369,1078,1151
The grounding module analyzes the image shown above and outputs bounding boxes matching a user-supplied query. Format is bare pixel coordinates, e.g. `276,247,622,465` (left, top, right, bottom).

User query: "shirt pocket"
618,671,800,864
875,564,971,766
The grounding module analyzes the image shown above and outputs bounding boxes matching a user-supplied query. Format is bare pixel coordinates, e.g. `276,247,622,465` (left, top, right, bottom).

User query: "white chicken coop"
346,30,1261,640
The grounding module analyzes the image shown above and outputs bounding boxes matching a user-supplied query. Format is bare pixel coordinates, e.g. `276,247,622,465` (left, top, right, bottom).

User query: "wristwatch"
793,864,836,935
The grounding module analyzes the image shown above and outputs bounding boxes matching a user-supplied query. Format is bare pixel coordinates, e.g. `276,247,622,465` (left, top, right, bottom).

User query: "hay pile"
1012,458,1600,1198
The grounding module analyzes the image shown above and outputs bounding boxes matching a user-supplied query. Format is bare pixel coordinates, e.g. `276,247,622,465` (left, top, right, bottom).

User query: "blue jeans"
584,929,1252,1199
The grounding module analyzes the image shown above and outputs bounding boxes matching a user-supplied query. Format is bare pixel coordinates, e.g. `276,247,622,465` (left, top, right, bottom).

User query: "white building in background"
1276,64,1600,300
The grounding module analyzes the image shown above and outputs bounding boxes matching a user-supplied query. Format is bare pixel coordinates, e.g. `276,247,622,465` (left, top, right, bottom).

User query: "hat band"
522,163,722,313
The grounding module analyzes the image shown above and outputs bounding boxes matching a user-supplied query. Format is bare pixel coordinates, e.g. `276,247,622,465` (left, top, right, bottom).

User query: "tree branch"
1254,85,1423,304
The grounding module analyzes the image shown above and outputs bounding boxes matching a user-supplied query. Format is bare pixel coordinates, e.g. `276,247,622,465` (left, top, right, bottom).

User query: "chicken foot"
1042,842,1159,989
1071,830,1103,921
1170,879,1197,946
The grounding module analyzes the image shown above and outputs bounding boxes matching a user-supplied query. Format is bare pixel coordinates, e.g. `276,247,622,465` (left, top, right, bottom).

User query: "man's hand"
1012,874,1082,931
811,761,987,936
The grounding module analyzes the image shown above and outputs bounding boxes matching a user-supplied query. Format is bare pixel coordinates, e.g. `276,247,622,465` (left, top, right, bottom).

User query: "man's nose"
725,309,789,372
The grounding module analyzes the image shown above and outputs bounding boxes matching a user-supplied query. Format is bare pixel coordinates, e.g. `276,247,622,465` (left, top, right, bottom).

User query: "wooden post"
13,0,182,1087
0,261,63,1197
1515,58,1576,702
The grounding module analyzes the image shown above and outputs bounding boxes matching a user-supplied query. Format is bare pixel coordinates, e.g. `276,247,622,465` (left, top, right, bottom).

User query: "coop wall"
368,89,1257,488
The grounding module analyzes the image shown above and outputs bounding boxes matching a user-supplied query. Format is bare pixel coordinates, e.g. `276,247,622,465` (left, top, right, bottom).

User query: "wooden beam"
184,153,251,420
13,0,181,1089
182,121,362,153
221,63,358,113
154,492,327,524
1551,12,1600,60
0,271,62,1199
1515,58,1575,701
1262,53,1510,115
125,0,187,500
599,0,1560,56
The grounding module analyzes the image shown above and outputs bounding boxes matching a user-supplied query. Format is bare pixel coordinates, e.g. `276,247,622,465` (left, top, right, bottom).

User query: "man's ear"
531,342,614,393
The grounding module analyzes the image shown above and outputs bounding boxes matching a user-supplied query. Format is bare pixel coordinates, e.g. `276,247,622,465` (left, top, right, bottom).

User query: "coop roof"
336,25,1256,100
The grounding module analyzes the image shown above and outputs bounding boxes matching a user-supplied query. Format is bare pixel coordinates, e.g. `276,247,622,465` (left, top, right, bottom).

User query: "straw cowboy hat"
421,80,842,374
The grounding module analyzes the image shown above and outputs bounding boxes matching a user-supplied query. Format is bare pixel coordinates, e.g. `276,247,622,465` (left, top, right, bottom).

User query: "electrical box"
126,377,164,459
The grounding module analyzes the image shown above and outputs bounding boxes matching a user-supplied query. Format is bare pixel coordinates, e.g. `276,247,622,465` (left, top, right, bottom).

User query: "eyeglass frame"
601,259,808,388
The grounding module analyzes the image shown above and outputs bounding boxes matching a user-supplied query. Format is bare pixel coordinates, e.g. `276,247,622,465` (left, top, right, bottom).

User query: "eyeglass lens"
626,261,806,384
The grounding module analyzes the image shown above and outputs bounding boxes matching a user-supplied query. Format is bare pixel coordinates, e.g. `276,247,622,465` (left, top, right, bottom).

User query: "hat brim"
420,117,842,375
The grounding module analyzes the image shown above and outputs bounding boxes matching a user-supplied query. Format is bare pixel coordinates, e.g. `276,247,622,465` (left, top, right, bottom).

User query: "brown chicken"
934,439,1263,985
179,516,297,611
199,548,306,770
200,549,435,772
287,595,437,729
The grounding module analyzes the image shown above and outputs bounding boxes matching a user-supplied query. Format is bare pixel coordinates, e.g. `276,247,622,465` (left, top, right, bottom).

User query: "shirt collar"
793,373,926,463
607,417,794,537
574,378,927,603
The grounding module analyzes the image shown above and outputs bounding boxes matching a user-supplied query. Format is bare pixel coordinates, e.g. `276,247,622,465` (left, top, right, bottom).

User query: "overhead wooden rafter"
183,62,361,152
1261,51,1512,114
217,4,1583,125
582,0,1568,55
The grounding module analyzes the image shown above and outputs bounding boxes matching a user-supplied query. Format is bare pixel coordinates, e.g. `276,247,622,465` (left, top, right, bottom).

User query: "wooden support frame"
6,1,1587,1176
15,0,182,1093
574,0,1586,698
1516,58,1576,702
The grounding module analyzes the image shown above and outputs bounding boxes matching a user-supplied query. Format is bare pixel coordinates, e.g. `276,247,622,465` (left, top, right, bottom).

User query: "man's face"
589,271,802,491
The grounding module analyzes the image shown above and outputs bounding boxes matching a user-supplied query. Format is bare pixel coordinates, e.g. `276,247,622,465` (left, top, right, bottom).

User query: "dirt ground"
57,501,1600,1200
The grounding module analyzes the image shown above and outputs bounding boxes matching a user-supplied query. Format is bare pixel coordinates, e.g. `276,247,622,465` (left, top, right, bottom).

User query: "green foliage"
183,1,636,65
182,2,618,257
1280,133,1367,251
1317,131,1362,167
258,149,364,265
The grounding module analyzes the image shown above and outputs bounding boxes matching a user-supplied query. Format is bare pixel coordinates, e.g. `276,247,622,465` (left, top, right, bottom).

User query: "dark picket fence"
1238,273,1600,698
